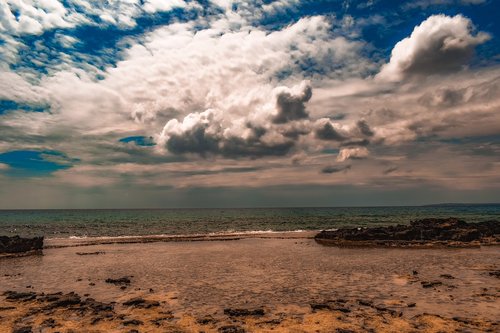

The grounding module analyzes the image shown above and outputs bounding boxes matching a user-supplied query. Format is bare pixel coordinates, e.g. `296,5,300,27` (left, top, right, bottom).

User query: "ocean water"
0,205,499,239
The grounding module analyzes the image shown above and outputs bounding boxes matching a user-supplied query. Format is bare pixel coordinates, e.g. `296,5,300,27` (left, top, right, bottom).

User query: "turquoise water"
0,205,498,238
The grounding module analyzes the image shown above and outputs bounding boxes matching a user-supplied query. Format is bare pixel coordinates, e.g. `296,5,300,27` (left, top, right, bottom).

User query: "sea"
0,204,499,239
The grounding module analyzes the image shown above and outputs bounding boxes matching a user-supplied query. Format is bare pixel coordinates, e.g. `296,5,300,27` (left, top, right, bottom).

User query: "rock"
3,291,36,301
46,293,81,308
76,251,105,256
123,297,159,309
218,325,245,333
37,292,63,302
421,281,443,288
105,277,131,285
41,318,57,328
315,218,499,247
488,270,500,278
84,298,114,312
357,299,373,307
123,319,143,326
224,308,265,317
310,303,331,311
0,306,16,311
440,274,455,279
0,236,43,254
197,315,217,325
12,327,32,333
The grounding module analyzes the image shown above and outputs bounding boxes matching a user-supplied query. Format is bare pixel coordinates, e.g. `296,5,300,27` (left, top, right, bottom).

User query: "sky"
0,0,499,208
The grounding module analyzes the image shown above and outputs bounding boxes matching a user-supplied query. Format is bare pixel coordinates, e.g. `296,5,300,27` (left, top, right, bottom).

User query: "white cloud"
377,14,490,81
337,147,369,162
143,0,187,14
0,5,499,198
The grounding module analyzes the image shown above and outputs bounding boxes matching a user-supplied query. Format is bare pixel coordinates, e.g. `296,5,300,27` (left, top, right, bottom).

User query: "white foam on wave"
47,229,315,242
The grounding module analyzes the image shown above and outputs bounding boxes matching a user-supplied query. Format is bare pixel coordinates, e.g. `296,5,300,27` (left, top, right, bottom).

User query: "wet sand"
1,234,499,332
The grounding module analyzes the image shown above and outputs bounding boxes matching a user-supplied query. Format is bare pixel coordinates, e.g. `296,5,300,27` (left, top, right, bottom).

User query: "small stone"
13,327,33,333
218,325,245,333
440,274,455,279
421,281,442,288
123,319,143,326
224,308,265,317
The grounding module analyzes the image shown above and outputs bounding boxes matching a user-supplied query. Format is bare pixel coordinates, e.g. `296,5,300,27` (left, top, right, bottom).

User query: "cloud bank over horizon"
0,0,499,208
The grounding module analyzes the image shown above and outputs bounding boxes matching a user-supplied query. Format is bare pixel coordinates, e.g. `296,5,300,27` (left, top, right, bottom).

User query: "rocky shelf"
314,218,500,248
0,236,44,257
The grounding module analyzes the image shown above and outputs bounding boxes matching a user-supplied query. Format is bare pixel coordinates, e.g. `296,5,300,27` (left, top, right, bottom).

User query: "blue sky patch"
119,136,156,147
0,150,77,177
10,7,200,77
0,100,49,115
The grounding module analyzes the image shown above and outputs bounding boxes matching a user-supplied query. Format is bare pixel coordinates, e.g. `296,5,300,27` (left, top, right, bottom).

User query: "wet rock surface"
1,237,499,332
0,283,499,332
75,251,105,256
0,236,43,255
223,308,265,317
123,297,160,309
105,277,131,286
315,218,500,247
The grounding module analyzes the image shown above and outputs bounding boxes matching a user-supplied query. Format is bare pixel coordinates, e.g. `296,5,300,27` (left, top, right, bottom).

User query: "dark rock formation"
0,236,43,254
421,281,443,288
123,297,159,309
105,277,131,285
488,270,500,278
3,291,37,301
12,326,32,333
76,251,105,256
315,218,500,247
218,325,246,333
223,308,265,317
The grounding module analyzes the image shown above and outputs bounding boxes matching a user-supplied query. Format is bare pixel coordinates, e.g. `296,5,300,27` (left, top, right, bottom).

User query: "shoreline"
1,238,499,332
42,230,318,249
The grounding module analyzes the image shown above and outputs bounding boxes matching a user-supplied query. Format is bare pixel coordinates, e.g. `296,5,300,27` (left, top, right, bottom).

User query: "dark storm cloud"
357,120,374,137
162,81,315,158
314,119,346,141
272,82,312,124
321,164,351,174
383,166,399,175
165,117,296,158
341,139,370,147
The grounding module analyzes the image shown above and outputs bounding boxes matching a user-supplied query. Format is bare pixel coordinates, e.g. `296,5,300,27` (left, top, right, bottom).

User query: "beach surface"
1,233,499,332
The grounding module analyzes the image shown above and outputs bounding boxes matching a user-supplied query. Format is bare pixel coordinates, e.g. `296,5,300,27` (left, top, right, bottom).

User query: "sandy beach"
1,233,499,332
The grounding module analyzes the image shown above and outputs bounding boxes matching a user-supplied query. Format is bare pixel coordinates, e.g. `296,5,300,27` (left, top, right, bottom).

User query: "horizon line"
0,202,499,211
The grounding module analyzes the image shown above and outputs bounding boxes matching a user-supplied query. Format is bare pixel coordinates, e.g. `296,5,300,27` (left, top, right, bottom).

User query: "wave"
44,229,318,249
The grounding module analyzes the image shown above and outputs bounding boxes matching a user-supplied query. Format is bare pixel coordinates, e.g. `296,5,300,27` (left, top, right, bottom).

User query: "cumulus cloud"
0,0,498,204
377,14,490,81
272,81,312,124
159,81,314,158
337,147,369,162
314,118,347,141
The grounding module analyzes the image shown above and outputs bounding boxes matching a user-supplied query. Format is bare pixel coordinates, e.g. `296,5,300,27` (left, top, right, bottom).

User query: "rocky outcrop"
315,218,500,247
0,236,43,255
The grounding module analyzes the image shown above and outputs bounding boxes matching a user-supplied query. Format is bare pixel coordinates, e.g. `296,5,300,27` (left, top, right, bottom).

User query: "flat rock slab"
0,236,43,255
315,218,500,247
